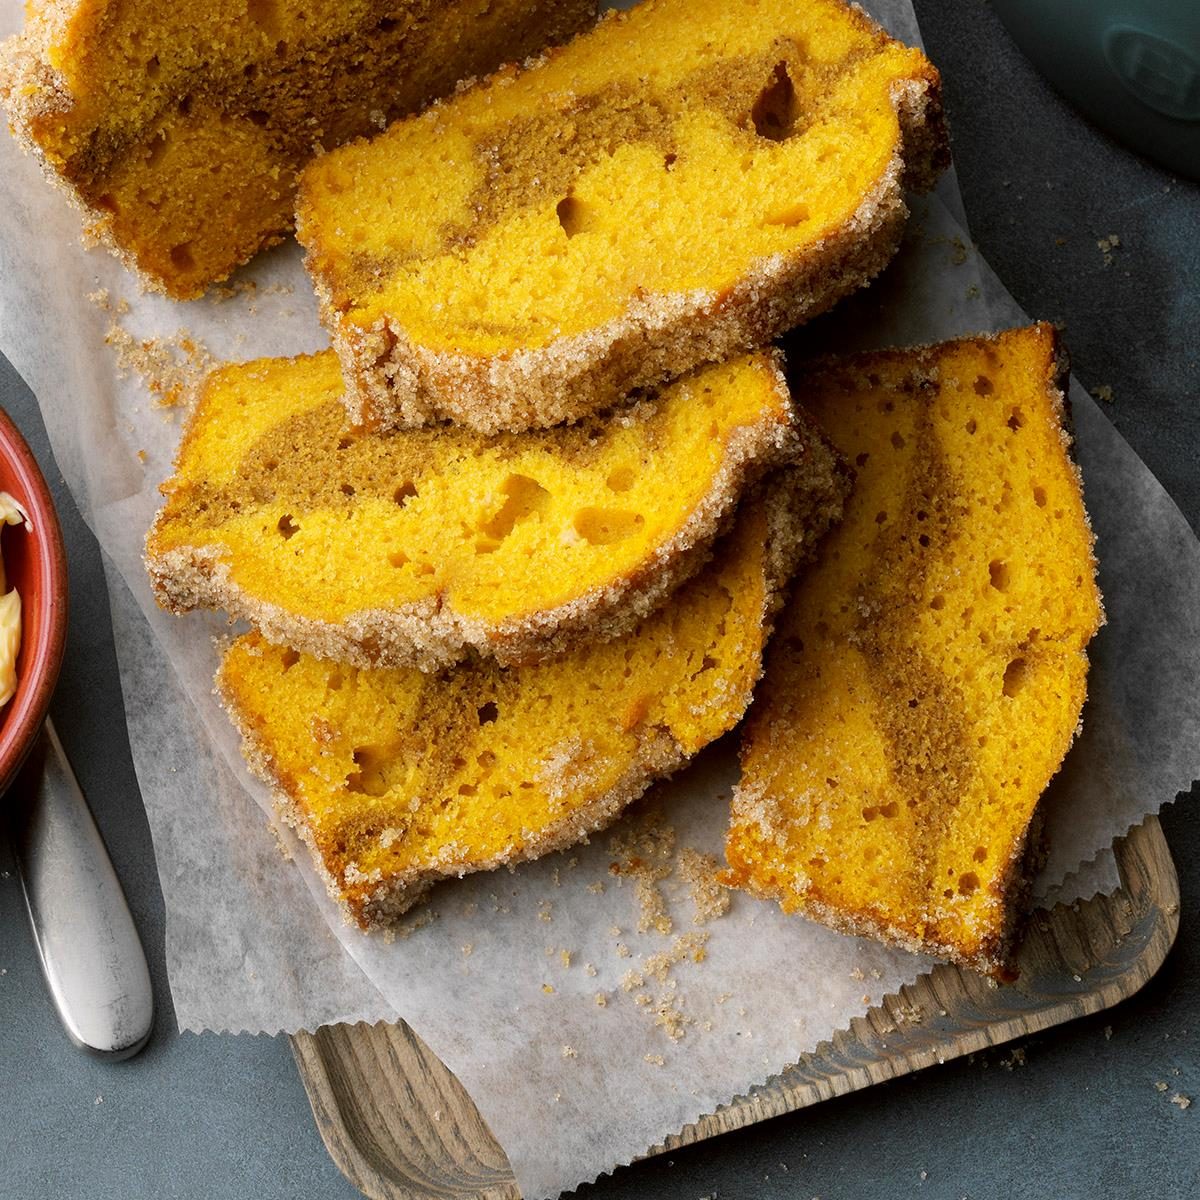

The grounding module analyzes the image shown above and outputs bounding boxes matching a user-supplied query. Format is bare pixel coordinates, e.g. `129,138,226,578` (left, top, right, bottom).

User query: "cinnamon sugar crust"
297,0,949,432
218,458,848,927
147,349,829,670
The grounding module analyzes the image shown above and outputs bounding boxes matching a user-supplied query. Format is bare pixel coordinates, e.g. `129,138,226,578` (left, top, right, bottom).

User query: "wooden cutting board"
291,815,1178,1200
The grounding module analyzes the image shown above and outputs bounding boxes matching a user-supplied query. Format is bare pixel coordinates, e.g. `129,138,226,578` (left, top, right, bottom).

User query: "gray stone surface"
0,1,1196,1196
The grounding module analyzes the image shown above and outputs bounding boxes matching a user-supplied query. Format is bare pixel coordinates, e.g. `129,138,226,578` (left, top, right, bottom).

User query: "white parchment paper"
0,2,1195,1193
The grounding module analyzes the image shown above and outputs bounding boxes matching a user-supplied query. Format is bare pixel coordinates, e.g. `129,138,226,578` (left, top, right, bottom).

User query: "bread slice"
218,465,845,928
297,0,947,434
724,326,1103,976
147,348,835,669
0,0,595,298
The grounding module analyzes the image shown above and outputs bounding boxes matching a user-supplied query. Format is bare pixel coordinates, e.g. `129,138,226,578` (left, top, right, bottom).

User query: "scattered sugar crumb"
585,962,597,978
1171,1094,1191,1110
94,1096,103,1106
460,943,474,957
1097,233,1121,267
616,943,632,959
104,320,215,409
677,848,731,925
587,881,606,895
999,1048,1026,1071
849,967,865,982
608,809,676,934
537,900,553,923
1155,1081,1168,1092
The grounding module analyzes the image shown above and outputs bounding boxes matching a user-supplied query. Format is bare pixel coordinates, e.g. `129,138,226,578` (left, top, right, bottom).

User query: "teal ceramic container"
992,0,1199,179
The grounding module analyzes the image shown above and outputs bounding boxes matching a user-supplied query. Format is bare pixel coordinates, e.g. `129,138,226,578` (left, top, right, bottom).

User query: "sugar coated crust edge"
726,324,1103,978
309,60,947,433
217,450,849,928
146,354,826,669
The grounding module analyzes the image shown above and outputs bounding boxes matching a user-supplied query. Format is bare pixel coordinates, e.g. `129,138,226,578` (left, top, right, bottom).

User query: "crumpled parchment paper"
1,1,1195,1193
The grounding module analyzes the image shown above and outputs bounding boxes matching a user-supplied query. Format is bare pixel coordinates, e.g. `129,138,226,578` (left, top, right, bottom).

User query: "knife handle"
10,718,153,1058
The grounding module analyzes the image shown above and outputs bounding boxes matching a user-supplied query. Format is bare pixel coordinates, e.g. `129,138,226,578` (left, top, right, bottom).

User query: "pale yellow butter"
0,491,29,708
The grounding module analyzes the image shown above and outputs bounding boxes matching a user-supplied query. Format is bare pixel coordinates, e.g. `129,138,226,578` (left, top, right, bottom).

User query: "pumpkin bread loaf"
147,348,841,669
0,0,596,297
297,0,948,433
219,467,845,927
723,325,1103,976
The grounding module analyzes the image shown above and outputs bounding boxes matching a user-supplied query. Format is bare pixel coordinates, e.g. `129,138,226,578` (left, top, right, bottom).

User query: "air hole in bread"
973,845,988,863
606,465,636,492
973,374,993,396
477,701,499,725
1002,656,1028,697
556,195,588,238
1007,407,1024,431
246,0,281,35
146,55,160,77
280,648,300,670
277,513,299,539
1033,485,1048,507
347,746,390,796
145,131,170,167
393,481,417,505
750,62,799,141
988,559,1010,591
482,474,551,539
387,550,409,568
957,871,980,896
573,507,644,546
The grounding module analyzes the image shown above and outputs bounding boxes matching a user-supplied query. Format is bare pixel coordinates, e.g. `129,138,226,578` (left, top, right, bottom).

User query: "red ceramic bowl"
0,407,67,797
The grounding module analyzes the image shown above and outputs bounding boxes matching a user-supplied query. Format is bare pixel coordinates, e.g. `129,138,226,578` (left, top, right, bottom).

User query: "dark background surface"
1,2,1197,1197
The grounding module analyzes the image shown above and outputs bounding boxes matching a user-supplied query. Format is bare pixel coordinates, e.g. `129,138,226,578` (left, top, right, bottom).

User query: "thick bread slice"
147,348,828,669
724,326,1104,976
218,463,847,928
0,0,596,297
298,0,948,433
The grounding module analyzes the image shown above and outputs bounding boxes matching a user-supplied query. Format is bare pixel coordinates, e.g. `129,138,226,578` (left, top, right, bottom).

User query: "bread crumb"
1104,1025,1113,1040
542,983,555,994
1090,384,1114,404
104,321,214,408
1171,1094,1191,1110
594,992,607,1007
585,962,597,977
608,809,676,934
560,949,572,968
460,943,474,957
561,1045,577,1059
1097,233,1121,267
644,1054,665,1067
587,881,606,895
677,848,731,925
1155,1081,1169,1092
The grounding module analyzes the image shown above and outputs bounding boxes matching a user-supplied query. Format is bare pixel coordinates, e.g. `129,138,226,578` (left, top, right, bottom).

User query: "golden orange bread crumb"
218,468,846,928
0,0,595,298
297,0,947,433
146,348,831,669
723,325,1103,976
